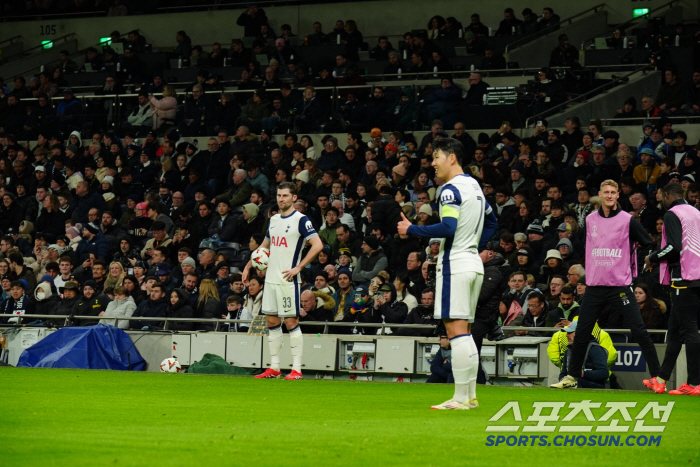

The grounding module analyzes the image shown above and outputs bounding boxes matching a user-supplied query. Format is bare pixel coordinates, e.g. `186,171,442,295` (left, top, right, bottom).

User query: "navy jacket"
76,232,111,263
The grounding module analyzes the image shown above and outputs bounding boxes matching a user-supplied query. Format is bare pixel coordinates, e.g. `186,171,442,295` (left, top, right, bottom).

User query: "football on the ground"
160,358,182,373
251,247,271,271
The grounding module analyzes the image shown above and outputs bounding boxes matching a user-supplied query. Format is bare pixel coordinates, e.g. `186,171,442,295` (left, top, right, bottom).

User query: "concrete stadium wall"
1,0,697,54
506,11,609,69
541,70,662,129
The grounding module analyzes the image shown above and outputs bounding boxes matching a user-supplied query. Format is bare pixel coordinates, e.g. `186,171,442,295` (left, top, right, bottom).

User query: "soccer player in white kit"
243,182,324,380
398,138,485,409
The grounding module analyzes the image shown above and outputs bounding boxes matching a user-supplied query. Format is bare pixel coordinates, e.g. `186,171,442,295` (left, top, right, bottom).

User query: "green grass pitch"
2,367,699,466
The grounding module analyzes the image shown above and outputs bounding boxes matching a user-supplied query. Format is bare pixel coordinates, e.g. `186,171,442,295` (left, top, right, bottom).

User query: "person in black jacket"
166,288,194,331
516,291,551,337
352,236,388,285
427,333,453,383
474,249,506,335
370,185,403,236
47,281,80,327
373,283,408,334
299,289,335,334
395,289,438,337
236,6,268,37
195,279,221,331
74,279,110,326
1,280,36,324
532,67,566,115
129,283,169,330
495,8,524,36
35,193,68,239
33,279,60,325
0,193,25,234
207,200,237,242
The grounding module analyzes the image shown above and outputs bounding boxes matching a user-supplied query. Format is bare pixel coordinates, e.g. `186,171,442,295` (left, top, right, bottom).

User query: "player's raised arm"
243,238,270,285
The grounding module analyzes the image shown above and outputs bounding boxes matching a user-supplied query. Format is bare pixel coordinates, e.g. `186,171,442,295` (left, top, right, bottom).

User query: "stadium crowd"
1,7,694,139
0,7,694,350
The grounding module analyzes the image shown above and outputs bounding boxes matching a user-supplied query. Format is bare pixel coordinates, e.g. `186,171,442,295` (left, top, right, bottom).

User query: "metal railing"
580,0,680,50
523,63,654,128
157,0,307,12
505,3,605,56
0,313,672,338
14,33,75,58
7,63,646,136
598,115,700,126
0,35,25,62
49,63,643,96
0,10,107,22
8,31,135,83
0,35,22,46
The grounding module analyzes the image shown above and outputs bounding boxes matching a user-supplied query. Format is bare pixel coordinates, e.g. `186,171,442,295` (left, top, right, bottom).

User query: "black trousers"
472,318,491,384
658,286,700,385
567,285,660,377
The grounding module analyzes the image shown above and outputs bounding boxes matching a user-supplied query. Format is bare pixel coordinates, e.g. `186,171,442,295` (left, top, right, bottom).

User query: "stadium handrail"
505,3,605,56
0,314,672,337
15,33,76,59
0,35,23,47
7,30,135,82
20,61,646,97
580,0,681,50
4,33,77,81
596,116,700,125
0,10,107,22
157,0,305,13
524,63,654,128
42,63,646,96
0,35,25,62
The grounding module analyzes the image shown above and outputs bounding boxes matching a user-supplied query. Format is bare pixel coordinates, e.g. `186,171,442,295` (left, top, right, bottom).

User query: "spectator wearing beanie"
76,223,110,264
2,279,35,324
74,279,110,326
352,235,388,285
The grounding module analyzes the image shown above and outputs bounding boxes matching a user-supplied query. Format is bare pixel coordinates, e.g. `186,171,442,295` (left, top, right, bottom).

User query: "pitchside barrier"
0,314,682,390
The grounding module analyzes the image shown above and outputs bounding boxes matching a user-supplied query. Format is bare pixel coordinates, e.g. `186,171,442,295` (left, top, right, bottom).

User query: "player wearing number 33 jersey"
263,210,318,318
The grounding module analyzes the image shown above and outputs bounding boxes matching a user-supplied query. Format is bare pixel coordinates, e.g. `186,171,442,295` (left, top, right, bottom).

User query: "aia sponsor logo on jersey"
271,236,288,247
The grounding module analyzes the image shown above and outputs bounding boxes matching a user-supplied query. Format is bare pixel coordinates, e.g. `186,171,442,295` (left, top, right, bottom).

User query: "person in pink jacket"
149,84,177,130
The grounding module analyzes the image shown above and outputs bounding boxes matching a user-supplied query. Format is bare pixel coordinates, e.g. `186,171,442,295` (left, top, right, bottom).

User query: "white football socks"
268,324,283,371
466,335,479,401
289,325,304,372
450,334,475,403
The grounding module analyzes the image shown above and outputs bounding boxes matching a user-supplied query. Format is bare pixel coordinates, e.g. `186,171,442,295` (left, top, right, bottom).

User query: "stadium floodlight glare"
41,41,53,49
632,8,649,18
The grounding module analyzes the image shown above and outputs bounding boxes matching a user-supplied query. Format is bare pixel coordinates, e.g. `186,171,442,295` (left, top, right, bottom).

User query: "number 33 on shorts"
261,282,300,318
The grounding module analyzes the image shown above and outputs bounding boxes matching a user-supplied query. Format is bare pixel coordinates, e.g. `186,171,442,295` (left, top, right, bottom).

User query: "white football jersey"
265,210,318,285
437,174,485,275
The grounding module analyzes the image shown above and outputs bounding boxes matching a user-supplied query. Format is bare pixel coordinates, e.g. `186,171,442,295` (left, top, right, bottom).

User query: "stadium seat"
297,44,345,70
433,39,464,57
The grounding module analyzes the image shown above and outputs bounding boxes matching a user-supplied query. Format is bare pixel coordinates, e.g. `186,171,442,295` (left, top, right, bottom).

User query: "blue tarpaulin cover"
17,325,146,371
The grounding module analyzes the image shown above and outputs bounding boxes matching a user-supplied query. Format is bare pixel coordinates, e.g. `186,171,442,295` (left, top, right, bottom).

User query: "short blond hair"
599,179,619,191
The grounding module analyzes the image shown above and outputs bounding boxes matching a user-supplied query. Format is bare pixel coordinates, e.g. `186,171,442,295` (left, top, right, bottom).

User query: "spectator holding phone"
546,286,580,328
